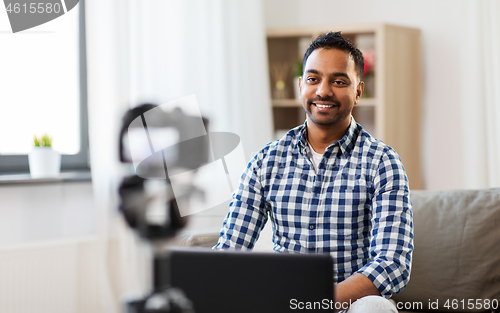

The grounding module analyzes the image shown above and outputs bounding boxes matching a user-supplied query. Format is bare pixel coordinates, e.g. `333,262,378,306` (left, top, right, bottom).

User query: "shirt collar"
296,116,359,158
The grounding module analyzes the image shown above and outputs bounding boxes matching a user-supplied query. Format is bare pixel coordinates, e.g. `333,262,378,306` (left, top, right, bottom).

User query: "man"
213,32,413,312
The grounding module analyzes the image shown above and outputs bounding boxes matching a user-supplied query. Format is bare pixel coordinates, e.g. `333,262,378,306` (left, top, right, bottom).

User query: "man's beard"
304,95,350,127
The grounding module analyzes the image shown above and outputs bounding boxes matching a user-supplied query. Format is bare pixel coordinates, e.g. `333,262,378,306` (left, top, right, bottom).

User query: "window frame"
0,2,89,175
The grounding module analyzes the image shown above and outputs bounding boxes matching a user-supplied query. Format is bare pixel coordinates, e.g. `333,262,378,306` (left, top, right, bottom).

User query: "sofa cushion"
392,189,500,312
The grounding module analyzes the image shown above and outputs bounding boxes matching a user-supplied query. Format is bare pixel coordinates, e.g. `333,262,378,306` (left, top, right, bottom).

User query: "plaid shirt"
213,117,413,297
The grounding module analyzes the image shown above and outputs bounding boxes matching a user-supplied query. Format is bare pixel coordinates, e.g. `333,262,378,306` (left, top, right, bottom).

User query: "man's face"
299,48,363,129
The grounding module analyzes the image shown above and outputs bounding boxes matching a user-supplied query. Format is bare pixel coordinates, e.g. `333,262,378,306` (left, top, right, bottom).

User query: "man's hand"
335,273,381,305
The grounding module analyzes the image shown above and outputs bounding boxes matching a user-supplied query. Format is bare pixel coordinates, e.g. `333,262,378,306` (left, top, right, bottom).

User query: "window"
0,2,88,174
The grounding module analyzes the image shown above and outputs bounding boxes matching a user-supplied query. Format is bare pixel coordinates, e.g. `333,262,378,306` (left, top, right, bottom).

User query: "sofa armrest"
176,228,220,248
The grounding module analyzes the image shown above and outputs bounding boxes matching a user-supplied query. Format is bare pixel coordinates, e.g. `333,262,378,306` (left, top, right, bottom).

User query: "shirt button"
309,225,314,230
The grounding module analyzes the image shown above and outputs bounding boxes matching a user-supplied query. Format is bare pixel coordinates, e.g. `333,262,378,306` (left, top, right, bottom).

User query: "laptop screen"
160,248,334,313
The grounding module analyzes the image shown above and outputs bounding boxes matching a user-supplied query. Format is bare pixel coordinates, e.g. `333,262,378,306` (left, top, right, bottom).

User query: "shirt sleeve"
356,148,414,297
213,153,269,250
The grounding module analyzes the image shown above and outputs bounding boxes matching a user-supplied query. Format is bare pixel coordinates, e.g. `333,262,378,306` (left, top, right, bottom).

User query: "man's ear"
354,80,365,105
298,76,303,93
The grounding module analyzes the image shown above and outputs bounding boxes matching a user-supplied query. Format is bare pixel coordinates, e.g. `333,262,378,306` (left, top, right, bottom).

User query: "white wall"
0,182,104,313
264,0,476,191
0,182,96,245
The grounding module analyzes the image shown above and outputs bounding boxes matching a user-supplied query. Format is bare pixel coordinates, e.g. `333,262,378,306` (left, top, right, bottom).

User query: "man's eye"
306,77,317,83
333,80,347,85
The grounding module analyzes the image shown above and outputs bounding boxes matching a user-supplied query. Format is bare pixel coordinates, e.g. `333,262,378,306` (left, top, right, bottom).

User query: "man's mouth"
312,102,338,110
315,104,335,108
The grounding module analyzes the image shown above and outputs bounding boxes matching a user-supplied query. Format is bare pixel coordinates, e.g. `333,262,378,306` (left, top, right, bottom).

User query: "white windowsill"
0,171,91,185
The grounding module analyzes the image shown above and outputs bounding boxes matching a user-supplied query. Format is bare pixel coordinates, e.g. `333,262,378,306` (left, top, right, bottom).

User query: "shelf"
266,24,382,38
358,98,377,107
272,99,301,107
271,98,377,108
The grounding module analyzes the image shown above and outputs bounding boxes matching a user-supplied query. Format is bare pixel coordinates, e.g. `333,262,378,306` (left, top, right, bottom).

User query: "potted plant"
28,134,61,178
292,60,303,102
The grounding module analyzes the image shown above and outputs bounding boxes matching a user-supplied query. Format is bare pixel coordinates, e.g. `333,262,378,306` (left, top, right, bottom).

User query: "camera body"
118,103,210,313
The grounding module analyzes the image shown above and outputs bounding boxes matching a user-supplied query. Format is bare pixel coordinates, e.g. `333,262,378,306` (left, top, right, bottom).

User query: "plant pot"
28,147,61,178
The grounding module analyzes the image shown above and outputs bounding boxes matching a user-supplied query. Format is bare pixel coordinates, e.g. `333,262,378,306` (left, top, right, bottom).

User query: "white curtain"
462,0,500,189
85,0,272,310
128,0,273,159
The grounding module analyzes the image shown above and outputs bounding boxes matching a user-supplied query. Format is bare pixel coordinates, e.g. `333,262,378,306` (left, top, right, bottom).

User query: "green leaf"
293,60,303,77
41,134,52,147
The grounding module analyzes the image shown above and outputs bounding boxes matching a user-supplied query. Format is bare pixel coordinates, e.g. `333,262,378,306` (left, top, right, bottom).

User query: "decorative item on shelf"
28,134,61,178
271,62,290,99
292,60,303,102
361,49,376,98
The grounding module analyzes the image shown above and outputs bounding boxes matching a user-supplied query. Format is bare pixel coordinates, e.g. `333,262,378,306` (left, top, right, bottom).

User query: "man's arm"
213,152,269,250
335,273,380,304
352,148,414,297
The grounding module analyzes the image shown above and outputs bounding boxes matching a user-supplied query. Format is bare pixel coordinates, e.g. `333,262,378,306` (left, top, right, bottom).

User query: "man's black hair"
302,31,364,79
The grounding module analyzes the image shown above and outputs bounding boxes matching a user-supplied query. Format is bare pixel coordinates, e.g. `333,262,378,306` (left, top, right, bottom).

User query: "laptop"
159,248,335,313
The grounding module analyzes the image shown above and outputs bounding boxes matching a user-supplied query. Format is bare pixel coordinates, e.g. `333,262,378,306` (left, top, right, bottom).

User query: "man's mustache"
307,96,341,106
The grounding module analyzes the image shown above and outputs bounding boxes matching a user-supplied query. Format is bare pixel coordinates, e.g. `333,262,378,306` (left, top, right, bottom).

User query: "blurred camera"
118,102,210,313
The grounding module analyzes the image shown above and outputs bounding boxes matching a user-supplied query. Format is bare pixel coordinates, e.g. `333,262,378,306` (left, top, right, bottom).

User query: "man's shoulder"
355,125,401,162
251,125,303,162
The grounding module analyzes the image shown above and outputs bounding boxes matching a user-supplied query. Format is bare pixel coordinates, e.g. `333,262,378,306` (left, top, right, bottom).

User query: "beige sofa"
178,188,500,312
394,188,500,313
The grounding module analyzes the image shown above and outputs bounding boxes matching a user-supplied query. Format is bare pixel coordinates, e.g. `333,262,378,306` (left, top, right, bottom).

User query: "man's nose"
316,80,333,98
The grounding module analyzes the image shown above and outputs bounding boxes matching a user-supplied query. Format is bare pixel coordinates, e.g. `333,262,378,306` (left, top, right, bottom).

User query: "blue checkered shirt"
213,117,413,297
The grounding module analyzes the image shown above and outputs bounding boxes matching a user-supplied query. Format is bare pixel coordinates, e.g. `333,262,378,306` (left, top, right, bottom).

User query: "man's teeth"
315,104,333,108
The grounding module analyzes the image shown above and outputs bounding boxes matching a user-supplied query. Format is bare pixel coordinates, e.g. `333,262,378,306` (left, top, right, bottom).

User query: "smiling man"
214,32,413,312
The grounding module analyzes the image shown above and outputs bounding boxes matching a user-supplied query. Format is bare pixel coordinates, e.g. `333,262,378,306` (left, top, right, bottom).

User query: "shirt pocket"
322,172,370,239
